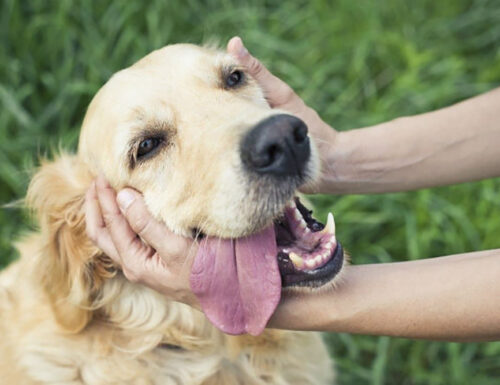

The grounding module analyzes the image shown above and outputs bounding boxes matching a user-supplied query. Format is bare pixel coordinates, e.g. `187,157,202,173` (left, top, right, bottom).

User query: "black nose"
240,114,310,177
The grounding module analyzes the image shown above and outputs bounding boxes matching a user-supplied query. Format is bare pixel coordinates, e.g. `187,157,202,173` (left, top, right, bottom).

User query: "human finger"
116,188,193,262
95,176,154,268
84,180,120,262
227,36,296,108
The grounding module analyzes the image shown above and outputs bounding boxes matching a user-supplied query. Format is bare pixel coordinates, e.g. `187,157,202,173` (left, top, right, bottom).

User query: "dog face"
27,44,344,335
79,44,318,238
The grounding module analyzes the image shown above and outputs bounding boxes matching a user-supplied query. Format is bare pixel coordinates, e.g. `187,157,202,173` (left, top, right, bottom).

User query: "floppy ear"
26,153,114,332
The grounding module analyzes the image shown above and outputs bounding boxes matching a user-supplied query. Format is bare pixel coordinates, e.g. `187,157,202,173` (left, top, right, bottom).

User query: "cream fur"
0,44,335,384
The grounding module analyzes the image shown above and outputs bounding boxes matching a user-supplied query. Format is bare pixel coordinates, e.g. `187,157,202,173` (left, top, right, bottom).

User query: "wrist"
269,266,353,331
293,104,340,194
315,122,403,195
313,129,358,194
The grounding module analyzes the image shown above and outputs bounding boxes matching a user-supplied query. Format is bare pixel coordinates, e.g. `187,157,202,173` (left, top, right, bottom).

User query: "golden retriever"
0,44,344,384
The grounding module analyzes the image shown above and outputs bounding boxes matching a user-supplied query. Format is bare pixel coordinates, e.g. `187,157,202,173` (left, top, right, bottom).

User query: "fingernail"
230,36,248,59
117,189,136,211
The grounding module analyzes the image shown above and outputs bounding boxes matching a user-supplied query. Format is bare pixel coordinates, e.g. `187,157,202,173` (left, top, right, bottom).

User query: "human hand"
227,36,338,193
85,176,199,308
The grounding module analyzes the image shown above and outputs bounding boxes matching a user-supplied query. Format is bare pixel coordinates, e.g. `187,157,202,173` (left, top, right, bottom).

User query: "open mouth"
274,197,344,288
190,196,344,335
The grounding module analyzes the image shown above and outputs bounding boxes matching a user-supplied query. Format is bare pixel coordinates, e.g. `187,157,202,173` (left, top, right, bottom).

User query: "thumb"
116,188,192,259
227,36,295,108
116,188,169,252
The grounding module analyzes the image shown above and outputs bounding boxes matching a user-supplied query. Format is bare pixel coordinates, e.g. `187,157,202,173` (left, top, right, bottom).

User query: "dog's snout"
241,114,310,177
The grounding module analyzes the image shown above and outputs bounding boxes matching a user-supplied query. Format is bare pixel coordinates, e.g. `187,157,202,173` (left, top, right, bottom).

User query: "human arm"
324,87,500,193
228,37,500,194
270,249,500,342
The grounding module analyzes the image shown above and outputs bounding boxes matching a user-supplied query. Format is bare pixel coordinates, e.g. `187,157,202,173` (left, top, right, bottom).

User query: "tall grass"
1,0,499,383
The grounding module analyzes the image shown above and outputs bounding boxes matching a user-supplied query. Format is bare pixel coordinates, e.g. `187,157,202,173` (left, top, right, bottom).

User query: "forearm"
319,87,500,194
269,249,500,341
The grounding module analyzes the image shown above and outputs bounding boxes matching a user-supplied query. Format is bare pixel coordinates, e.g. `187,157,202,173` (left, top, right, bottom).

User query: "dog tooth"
305,259,316,269
325,242,333,250
293,209,302,221
321,212,335,235
313,254,323,265
289,252,304,269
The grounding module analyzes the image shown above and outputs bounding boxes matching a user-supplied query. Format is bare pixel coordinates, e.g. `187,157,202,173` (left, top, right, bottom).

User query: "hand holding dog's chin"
227,37,338,194
85,177,200,309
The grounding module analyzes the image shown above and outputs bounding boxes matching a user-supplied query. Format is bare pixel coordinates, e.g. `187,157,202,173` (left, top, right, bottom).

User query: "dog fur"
0,44,335,384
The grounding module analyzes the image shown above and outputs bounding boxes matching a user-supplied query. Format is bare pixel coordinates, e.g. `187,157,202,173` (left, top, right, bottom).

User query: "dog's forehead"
133,43,224,71
78,44,240,171
82,45,229,128
97,44,236,115
128,44,237,91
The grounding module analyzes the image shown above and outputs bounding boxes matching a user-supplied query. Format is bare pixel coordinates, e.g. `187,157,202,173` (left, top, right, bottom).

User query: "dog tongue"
190,226,281,336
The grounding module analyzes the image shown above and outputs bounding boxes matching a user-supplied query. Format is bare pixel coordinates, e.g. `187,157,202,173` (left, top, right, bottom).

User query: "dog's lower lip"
191,227,206,239
279,243,344,287
273,197,344,288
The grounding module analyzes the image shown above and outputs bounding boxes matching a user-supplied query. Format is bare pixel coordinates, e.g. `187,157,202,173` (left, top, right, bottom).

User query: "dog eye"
225,70,244,88
137,137,162,158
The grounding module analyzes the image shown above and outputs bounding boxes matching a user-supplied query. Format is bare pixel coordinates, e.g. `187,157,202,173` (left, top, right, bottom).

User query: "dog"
0,44,344,384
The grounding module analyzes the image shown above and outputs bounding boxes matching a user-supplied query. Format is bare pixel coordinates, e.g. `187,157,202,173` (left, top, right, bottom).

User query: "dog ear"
26,153,114,332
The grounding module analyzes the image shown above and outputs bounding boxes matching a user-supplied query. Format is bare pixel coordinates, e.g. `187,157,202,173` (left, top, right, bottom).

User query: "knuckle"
102,211,120,228
85,223,96,242
95,233,110,252
271,85,298,108
248,57,265,76
130,214,153,237
123,268,140,283
171,239,189,258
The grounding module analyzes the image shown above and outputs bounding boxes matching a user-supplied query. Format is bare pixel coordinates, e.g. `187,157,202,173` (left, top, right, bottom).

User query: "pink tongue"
190,226,281,336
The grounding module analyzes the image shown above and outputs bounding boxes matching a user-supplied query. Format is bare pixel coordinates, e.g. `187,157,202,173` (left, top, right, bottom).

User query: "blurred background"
1,0,499,383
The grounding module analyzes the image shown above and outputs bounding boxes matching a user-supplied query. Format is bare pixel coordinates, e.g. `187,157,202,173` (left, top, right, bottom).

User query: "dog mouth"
189,196,343,336
274,197,344,288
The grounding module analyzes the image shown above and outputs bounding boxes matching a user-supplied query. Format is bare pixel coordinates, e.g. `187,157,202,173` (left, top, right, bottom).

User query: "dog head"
27,44,343,335
79,44,318,237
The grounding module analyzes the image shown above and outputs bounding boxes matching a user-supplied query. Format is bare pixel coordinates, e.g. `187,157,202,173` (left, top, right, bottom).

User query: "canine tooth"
321,212,335,235
289,252,304,269
293,209,302,221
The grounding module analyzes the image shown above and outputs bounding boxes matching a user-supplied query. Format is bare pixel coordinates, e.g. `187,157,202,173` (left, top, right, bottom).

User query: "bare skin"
269,251,500,341
85,36,500,341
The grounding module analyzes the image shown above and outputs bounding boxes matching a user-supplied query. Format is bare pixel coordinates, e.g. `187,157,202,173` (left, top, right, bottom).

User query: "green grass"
1,0,500,383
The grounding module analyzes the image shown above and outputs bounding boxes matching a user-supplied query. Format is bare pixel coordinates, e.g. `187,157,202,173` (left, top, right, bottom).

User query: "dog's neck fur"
0,154,334,384
1,237,334,384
